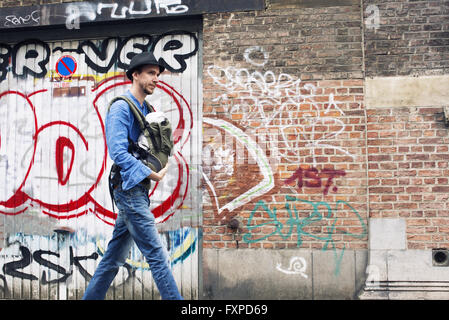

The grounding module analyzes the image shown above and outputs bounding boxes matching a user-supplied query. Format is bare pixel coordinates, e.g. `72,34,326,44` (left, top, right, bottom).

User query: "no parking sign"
56,55,77,78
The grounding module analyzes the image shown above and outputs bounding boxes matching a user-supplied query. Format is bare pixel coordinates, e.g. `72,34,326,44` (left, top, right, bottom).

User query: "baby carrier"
107,95,174,210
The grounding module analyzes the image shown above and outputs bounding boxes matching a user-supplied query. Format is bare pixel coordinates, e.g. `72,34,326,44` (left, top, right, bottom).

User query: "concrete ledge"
365,75,449,108
202,248,368,300
359,287,449,300
359,280,449,300
360,249,449,299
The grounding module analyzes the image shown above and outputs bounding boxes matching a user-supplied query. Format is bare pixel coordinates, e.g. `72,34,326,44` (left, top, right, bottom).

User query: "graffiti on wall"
4,10,40,28
96,1,189,18
242,196,367,275
202,118,275,220
276,256,308,278
0,31,198,223
0,31,200,298
0,227,197,296
2,1,190,29
203,46,366,276
203,46,356,219
0,31,198,82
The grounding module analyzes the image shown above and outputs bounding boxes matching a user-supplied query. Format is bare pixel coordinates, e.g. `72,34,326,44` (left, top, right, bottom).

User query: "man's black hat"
126,51,165,80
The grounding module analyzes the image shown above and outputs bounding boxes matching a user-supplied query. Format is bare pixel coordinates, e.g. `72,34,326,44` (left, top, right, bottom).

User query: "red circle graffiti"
0,80,192,225
29,121,90,217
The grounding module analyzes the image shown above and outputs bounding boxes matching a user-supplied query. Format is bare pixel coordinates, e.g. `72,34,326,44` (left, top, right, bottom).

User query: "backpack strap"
144,99,155,113
108,95,159,152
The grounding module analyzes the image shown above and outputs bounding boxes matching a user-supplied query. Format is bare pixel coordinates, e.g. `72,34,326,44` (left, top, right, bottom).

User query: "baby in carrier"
137,111,172,156
108,96,174,201
131,110,173,173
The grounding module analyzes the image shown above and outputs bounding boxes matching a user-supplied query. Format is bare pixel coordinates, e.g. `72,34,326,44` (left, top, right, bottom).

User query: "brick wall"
363,0,449,257
202,3,369,252
363,0,449,254
364,0,449,77
203,5,363,81
2,0,449,299
203,0,449,255
367,106,449,249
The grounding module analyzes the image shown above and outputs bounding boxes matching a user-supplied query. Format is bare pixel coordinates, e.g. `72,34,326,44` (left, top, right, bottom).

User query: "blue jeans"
82,183,182,300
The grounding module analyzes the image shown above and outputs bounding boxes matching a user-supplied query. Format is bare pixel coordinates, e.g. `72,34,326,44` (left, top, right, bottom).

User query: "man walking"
82,52,182,300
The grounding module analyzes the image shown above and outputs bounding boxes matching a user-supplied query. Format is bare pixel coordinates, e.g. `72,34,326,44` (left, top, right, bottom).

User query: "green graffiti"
243,196,367,276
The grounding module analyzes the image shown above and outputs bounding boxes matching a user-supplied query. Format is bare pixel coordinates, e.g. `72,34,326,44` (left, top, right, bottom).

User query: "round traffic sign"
56,55,77,78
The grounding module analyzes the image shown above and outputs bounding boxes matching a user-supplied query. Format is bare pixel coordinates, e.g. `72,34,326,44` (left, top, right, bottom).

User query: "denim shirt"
105,90,152,190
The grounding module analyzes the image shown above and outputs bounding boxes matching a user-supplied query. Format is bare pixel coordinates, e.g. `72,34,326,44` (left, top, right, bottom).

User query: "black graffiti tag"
153,31,199,73
2,246,38,281
0,44,11,82
12,39,50,79
2,245,99,284
0,31,198,83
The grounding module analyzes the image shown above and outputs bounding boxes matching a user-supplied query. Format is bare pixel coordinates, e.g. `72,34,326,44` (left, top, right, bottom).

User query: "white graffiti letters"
0,32,198,82
276,256,308,278
63,1,189,29
154,0,189,14
153,32,199,72
4,10,40,27
65,3,96,30
207,61,354,166
97,0,188,18
13,40,50,78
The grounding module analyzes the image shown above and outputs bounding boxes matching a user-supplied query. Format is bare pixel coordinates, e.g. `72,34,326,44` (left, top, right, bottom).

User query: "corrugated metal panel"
0,30,201,300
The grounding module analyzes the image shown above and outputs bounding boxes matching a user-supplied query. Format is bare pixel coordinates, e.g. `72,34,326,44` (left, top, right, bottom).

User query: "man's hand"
148,162,170,181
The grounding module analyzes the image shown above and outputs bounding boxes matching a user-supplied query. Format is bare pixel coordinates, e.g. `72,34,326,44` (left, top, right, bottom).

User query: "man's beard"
142,84,154,96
